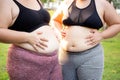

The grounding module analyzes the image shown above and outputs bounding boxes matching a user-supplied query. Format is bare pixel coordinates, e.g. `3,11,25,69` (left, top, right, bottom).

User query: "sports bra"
9,0,50,32
63,0,103,30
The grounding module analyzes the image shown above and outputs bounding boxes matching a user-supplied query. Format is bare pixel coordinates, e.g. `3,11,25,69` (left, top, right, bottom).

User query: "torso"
11,0,42,27
61,0,104,52
61,26,97,52
9,0,59,54
17,25,59,54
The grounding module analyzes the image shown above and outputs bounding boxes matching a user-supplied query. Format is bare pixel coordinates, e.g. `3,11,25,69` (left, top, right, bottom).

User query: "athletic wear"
9,0,50,32
63,0,103,29
62,44,104,80
7,45,62,80
7,0,62,80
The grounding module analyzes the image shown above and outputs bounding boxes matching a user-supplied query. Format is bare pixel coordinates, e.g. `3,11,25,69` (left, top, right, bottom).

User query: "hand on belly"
15,25,59,54
60,26,98,52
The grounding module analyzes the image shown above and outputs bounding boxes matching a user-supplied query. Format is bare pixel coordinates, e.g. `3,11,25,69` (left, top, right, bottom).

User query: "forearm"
15,25,60,53
0,28,29,43
101,24,120,39
15,43,35,51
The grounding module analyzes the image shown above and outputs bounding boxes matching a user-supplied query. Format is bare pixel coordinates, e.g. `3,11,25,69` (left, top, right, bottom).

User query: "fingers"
28,32,49,51
86,38,97,45
86,37,96,45
36,43,45,50
32,41,47,51
40,38,48,48
32,44,40,52
36,34,48,50
85,32,97,45
40,38,48,42
35,38,48,50
36,31,43,35
39,40,48,48
61,31,66,38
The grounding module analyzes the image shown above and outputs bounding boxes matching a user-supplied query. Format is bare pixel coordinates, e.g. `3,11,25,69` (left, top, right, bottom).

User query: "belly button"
72,45,75,47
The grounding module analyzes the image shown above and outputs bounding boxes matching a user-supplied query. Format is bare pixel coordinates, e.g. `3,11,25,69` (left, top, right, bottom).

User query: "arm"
101,0,120,39
16,25,59,53
0,0,31,43
0,0,47,51
83,0,120,45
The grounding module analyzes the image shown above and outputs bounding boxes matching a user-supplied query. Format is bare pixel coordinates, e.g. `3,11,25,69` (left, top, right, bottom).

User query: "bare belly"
61,26,98,52
16,25,59,54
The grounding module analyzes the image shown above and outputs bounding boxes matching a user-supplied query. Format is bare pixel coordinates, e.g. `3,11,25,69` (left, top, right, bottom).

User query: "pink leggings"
7,45,63,80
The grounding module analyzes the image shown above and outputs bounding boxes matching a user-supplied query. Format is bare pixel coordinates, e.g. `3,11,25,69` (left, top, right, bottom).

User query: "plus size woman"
52,0,120,80
0,0,62,80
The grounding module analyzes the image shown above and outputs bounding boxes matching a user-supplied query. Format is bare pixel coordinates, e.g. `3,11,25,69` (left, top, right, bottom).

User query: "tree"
107,0,120,9
41,0,55,3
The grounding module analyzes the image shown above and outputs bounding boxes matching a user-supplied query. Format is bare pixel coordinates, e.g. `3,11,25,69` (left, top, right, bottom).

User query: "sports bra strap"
13,0,43,8
62,0,74,19
64,0,74,9
36,0,43,8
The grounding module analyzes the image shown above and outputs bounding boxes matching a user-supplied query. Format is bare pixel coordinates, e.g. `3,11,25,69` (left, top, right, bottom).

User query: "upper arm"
0,0,13,28
103,0,120,26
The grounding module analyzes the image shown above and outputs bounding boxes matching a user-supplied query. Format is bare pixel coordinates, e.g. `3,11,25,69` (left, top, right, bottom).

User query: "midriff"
16,25,59,54
60,26,98,52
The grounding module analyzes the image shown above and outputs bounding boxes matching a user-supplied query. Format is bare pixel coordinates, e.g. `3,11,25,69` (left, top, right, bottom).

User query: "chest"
9,1,50,32
11,0,43,27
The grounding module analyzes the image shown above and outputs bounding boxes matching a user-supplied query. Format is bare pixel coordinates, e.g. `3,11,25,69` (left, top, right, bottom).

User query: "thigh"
62,61,78,80
77,46,104,80
7,45,58,80
50,62,63,80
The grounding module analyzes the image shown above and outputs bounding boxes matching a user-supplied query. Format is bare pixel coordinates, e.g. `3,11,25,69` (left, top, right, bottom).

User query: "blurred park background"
0,0,120,80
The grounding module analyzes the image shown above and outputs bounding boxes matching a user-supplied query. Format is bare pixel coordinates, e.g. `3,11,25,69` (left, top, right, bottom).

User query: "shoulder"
0,0,15,28
0,0,13,13
64,0,74,4
96,0,113,8
0,0,14,8
98,0,120,25
62,0,74,7
95,0,115,14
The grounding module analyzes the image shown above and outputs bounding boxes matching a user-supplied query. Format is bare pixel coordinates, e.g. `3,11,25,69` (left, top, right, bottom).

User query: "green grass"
0,43,10,80
102,33,120,80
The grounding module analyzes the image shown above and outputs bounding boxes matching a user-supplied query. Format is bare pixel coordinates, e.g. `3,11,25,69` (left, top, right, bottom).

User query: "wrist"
101,32,106,40
24,32,30,43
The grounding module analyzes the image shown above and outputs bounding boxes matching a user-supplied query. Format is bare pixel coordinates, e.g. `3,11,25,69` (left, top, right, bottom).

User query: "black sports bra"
63,0,103,30
9,0,50,32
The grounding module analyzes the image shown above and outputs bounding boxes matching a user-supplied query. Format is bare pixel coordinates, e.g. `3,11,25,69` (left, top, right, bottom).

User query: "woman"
51,0,120,80
0,0,62,80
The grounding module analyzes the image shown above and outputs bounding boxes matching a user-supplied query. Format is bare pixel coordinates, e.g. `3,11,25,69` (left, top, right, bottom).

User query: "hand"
60,30,66,38
27,32,48,51
36,37,48,50
85,29,104,45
